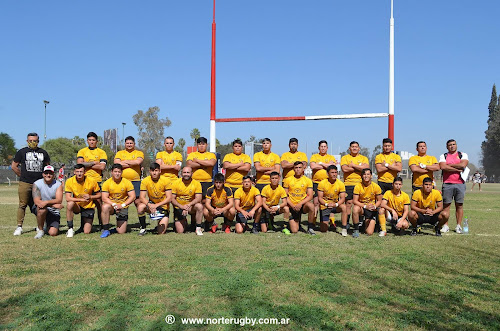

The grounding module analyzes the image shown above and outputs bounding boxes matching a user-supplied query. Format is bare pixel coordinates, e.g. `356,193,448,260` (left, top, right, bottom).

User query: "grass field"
1,182,499,330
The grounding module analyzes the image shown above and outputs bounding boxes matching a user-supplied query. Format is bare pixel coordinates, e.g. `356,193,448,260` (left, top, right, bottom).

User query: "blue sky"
1,0,498,166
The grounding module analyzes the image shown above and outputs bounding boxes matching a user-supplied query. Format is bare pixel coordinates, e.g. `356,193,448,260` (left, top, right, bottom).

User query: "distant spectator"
471,171,482,192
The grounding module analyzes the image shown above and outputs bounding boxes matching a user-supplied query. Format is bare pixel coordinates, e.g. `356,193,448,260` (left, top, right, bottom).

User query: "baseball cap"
43,165,55,173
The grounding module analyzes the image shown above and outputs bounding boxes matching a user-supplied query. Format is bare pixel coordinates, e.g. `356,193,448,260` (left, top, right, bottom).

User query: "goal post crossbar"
215,113,389,123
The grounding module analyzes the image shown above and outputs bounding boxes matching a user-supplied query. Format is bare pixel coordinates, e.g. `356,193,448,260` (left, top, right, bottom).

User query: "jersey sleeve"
137,150,145,159
99,150,107,163
430,156,438,164
353,183,361,195
252,187,261,196
93,179,101,193
126,180,134,192
64,180,72,193
375,154,383,164
409,156,418,166
306,178,313,189
234,189,242,200
302,153,309,163
403,192,410,205
102,180,110,192
13,149,23,163
77,149,84,159
195,181,202,194
435,190,443,202
395,154,402,163
114,151,122,161
317,179,325,192
362,155,369,165
186,153,195,161
310,154,319,163
283,177,290,189
206,187,214,200
340,155,349,166
140,179,147,191
222,154,230,163
279,186,287,199
411,190,419,202
374,183,382,195
155,151,162,160
224,187,233,198
243,154,252,164
175,152,183,162
382,190,391,201
438,154,446,163
339,181,346,193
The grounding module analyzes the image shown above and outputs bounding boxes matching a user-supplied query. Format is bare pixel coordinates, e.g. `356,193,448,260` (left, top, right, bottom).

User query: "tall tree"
481,84,500,181
0,132,16,165
174,138,186,158
370,145,382,172
133,106,171,157
43,137,82,166
190,128,201,146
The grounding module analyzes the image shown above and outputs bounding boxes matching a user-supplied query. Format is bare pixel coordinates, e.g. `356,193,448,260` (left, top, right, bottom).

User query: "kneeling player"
65,164,101,236
379,177,410,235
204,173,236,233
409,177,449,236
284,162,315,235
352,168,382,237
171,167,204,235
317,165,348,235
137,162,172,235
260,172,289,233
234,176,262,234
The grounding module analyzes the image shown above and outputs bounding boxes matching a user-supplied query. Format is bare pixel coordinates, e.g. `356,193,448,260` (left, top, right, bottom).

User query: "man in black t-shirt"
11,132,50,236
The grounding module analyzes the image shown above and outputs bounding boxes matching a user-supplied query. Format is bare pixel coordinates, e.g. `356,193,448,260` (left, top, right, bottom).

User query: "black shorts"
255,183,267,192
173,207,187,222
313,183,319,198
31,206,61,229
112,207,128,221
320,208,340,222
236,209,253,224
363,208,378,221
132,181,141,199
200,182,212,198
76,208,95,220
290,206,306,221
261,207,283,223
345,186,355,201
378,181,393,194
417,212,440,225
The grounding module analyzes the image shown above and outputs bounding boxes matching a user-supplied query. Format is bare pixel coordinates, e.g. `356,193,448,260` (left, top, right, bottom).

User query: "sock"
308,222,314,230
347,215,351,224
341,225,346,229
138,214,146,229
379,214,386,232
354,223,359,231
253,221,260,230
103,224,110,230
196,224,202,228
67,220,74,229
223,217,230,224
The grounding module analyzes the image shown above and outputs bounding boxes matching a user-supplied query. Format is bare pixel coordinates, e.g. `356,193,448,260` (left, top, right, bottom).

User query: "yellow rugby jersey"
115,149,144,181
310,153,337,183
234,186,261,210
140,175,172,204
411,189,442,210
375,153,402,183
283,175,313,205
155,150,183,179
77,147,108,182
223,153,252,187
409,155,438,187
317,178,346,210
353,182,382,205
206,185,233,208
253,151,281,184
261,184,287,206
102,177,134,206
186,151,216,182
64,175,100,209
281,151,308,178
382,190,410,217
172,178,202,205
340,154,370,186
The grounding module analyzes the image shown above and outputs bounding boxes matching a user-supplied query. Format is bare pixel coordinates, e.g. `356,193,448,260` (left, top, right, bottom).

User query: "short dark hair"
393,176,403,183
111,163,123,171
446,139,456,145
262,138,271,143
87,132,98,139
125,136,135,142
197,137,208,144
61,163,65,167
27,132,39,139
350,141,359,146
242,175,252,181
165,136,174,142
416,141,426,148
149,162,160,171
362,168,372,175
382,138,392,144
289,138,298,144
74,164,85,170
269,171,280,177
293,161,303,167
422,177,433,184
327,165,338,172
318,140,328,146
232,139,243,146
214,173,225,182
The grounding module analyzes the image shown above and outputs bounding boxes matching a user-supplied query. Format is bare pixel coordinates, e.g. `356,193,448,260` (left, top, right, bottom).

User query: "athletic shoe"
195,227,203,236
66,228,74,238
455,225,463,234
378,230,387,237
307,228,316,235
441,224,450,233
251,228,259,234
345,223,350,231
435,226,442,237
352,230,360,238
100,230,111,238
13,226,23,236
138,228,147,236
341,228,348,237
282,228,291,235
34,229,44,239
210,223,218,233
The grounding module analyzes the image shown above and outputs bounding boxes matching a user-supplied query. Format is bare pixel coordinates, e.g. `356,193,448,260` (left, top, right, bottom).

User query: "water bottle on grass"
463,217,469,234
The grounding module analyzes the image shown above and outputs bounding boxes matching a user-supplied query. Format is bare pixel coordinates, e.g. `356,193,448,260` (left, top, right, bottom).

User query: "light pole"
121,122,126,147
43,100,50,143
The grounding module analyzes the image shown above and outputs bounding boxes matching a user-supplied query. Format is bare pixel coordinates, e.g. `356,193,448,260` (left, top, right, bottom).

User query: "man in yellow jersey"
171,167,204,235
186,137,216,201
375,138,402,194
223,139,251,194
409,141,439,191
379,176,410,235
114,136,144,230
409,177,449,236
234,176,262,234
204,173,235,234
253,138,281,192
65,164,101,237
100,164,136,238
281,138,308,180
310,140,337,221
156,136,182,181
352,169,382,237
260,172,289,233
284,161,315,235
77,132,107,226
341,141,369,226
317,165,348,235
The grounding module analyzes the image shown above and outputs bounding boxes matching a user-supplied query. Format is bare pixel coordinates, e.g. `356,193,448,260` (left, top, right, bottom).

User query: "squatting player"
352,169,382,237
171,167,204,235
204,173,235,233
260,172,289,233
234,176,262,234
317,165,348,235
379,177,410,235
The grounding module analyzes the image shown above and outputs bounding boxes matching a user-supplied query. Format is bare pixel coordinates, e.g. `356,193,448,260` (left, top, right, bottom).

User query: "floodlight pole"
388,0,395,149
43,100,50,143
209,0,217,153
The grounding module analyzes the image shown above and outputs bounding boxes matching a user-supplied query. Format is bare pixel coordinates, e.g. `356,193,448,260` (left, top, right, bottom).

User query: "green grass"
1,182,499,330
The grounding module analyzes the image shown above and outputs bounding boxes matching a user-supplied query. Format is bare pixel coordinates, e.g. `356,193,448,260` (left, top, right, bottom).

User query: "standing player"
234,176,262,234
471,171,482,191
156,136,182,181
379,177,410,235
283,162,315,235
11,132,50,236
310,140,337,222
65,164,102,236
171,167,204,235
204,173,235,233
137,162,172,235
186,137,216,201
253,138,281,192
223,139,251,194
409,141,439,191
317,165,348,235
100,164,136,238
409,177,449,236
260,172,289,233
439,139,469,234
352,169,382,237
375,138,402,194
281,138,308,180
77,132,108,226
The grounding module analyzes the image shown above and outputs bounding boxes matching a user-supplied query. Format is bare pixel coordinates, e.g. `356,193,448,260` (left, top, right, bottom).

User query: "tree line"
482,84,500,182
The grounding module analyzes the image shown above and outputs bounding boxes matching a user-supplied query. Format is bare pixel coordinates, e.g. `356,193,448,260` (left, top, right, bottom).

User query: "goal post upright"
209,0,217,153
388,0,395,149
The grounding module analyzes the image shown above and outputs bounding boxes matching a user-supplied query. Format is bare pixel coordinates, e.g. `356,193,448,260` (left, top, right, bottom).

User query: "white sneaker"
441,224,450,233
455,225,463,234
195,227,203,236
13,226,23,236
341,228,348,237
66,228,74,238
34,229,44,239
379,230,387,237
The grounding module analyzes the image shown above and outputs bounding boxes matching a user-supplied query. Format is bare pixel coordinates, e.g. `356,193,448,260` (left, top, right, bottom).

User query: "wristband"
335,203,338,208
121,203,126,208
325,203,328,207
364,204,367,209
385,163,389,167
112,203,117,207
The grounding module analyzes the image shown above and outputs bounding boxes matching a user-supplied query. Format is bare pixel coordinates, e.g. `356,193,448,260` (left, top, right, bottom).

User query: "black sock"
347,215,351,223
308,223,314,230
139,215,146,229
103,224,110,230
253,221,259,229
196,224,202,228
354,223,359,230
341,225,346,229
67,220,73,229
